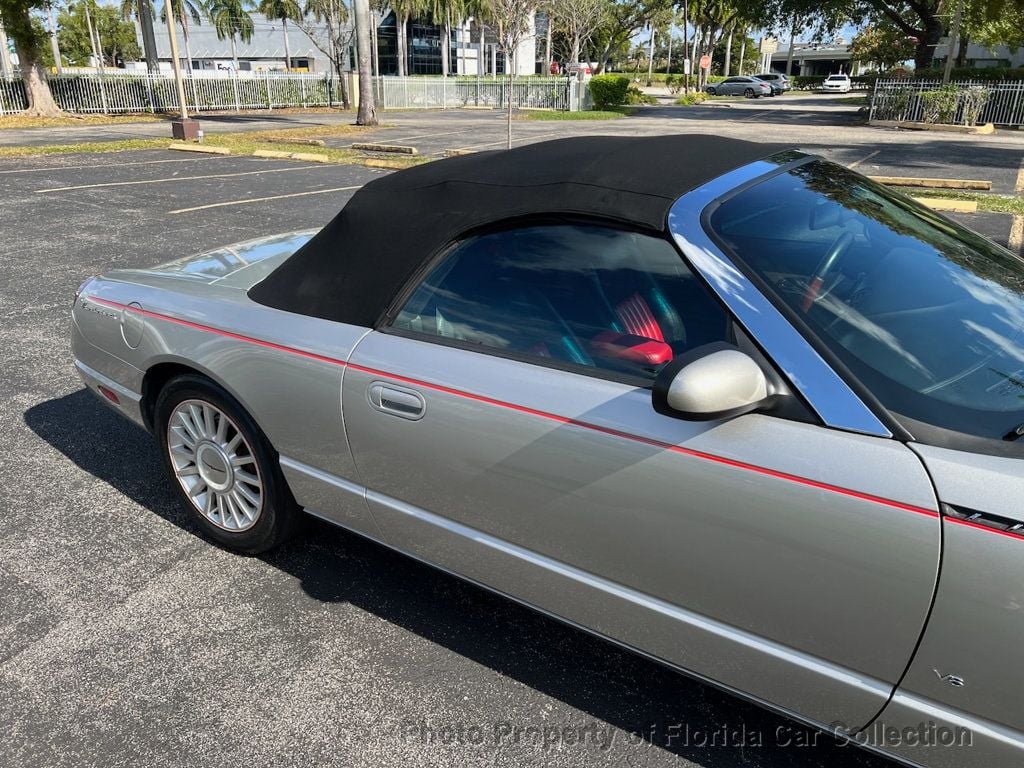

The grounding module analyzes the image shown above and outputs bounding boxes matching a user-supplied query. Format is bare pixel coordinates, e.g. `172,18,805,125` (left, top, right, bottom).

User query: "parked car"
705,76,772,98
754,72,791,94
822,73,852,93
75,135,1024,768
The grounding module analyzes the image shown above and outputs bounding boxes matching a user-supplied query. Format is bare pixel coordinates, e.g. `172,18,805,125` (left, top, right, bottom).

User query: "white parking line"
36,164,329,193
740,110,771,121
848,149,880,169
168,184,363,214
0,156,236,176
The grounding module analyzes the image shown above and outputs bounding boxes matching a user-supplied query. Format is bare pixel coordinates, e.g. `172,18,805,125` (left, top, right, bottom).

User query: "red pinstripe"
87,295,945,521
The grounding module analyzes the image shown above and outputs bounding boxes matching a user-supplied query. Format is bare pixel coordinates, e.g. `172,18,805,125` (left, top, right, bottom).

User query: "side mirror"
653,342,772,421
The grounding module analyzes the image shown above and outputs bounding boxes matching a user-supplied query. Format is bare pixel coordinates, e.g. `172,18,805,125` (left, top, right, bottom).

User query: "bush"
920,84,960,123
675,92,708,106
625,86,657,105
589,74,630,109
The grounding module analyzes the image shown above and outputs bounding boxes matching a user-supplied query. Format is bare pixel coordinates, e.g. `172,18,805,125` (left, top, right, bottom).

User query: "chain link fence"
870,79,1024,127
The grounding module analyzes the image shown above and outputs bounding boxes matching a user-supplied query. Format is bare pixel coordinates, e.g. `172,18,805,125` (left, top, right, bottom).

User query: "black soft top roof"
248,135,788,327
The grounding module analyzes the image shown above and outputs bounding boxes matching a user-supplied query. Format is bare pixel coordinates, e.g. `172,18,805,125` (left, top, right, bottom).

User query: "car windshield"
707,159,1024,441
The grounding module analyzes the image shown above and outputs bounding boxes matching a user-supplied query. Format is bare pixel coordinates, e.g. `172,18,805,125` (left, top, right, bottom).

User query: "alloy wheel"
166,399,264,532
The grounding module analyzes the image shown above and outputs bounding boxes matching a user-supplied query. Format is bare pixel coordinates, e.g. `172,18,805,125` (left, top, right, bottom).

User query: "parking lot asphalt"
0,109,1022,768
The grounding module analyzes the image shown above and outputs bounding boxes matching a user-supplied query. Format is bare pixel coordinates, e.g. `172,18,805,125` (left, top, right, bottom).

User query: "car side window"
391,224,731,383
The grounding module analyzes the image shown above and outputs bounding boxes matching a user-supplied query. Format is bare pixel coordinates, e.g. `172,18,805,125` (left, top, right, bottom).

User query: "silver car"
73,135,1024,768
706,76,772,98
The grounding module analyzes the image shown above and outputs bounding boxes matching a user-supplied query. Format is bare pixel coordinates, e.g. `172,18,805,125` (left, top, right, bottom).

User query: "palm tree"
389,0,421,77
304,0,350,105
160,0,203,74
423,0,458,76
257,0,303,72
208,0,255,70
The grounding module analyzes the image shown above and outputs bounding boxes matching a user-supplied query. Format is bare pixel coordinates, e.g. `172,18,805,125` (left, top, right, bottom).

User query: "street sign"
759,37,779,55
683,59,691,75
699,54,711,70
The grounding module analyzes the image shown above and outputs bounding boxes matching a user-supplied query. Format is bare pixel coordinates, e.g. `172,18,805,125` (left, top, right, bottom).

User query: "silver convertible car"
73,136,1024,768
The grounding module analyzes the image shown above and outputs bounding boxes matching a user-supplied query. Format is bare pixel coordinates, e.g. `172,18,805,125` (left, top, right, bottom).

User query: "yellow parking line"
36,164,328,193
1010,215,1023,256
168,185,363,214
1016,159,1024,194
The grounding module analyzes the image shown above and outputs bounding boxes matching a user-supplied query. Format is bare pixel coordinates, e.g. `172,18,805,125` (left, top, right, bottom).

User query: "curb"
869,175,991,191
912,196,978,213
252,149,330,163
351,142,418,155
168,142,231,155
869,119,995,135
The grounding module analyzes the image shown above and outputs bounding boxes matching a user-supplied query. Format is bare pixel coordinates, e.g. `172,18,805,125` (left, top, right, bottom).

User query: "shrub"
589,74,630,109
960,87,991,125
920,84,960,123
625,86,657,105
675,92,708,106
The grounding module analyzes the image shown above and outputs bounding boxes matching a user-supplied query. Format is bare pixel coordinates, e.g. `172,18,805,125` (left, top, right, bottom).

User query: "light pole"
164,0,199,139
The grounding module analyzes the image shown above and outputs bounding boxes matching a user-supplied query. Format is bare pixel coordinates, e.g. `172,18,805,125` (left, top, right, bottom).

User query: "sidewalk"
0,110,356,147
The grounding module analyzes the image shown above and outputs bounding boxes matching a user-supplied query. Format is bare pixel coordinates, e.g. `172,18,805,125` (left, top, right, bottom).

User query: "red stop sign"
699,55,712,70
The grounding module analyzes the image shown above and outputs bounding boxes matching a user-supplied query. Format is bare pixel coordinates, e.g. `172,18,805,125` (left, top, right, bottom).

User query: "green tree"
0,0,61,114
207,0,255,70
850,20,916,71
257,0,304,71
59,1,141,67
159,0,203,73
300,0,351,104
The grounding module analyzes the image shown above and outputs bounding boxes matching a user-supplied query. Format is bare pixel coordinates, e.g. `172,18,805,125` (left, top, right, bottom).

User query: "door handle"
368,382,426,420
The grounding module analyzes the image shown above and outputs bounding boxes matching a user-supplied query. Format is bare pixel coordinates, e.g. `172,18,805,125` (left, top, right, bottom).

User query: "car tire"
154,373,300,554
706,87,716,95
744,88,754,98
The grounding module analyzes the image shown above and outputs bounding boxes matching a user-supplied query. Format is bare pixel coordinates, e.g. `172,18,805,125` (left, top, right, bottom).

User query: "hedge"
589,74,630,109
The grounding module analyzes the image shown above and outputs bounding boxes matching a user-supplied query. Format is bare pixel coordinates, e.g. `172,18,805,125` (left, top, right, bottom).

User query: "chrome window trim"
668,160,893,438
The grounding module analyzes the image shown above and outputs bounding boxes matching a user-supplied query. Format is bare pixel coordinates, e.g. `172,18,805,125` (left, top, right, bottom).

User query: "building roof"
248,135,790,327
146,22,334,60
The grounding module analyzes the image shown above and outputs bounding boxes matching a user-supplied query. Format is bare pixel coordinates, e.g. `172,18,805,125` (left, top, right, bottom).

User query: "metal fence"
0,72,346,116
870,79,1024,127
0,72,588,115
373,76,586,111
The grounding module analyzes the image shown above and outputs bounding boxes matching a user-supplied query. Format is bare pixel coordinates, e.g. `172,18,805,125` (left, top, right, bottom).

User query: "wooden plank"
868,175,991,190
911,196,978,213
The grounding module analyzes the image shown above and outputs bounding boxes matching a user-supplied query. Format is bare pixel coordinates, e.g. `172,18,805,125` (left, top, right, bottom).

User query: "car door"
721,77,740,95
340,222,940,732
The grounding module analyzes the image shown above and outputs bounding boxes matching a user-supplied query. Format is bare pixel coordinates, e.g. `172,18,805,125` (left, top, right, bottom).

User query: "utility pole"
164,0,199,139
139,0,159,72
942,0,964,85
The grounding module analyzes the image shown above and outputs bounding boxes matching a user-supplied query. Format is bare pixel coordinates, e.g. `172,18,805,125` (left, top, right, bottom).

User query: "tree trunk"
665,25,672,74
4,1,60,116
0,16,12,78
506,71,513,148
723,26,732,77
230,35,239,70
571,33,580,66
479,24,485,78
181,13,194,74
914,16,943,71
370,10,378,76
545,13,552,71
397,13,408,76
441,12,450,76
283,18,291,72
353,0,377,124
645,26,654,86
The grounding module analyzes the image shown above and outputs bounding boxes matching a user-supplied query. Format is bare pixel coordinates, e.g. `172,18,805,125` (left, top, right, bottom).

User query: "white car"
822,73,852,93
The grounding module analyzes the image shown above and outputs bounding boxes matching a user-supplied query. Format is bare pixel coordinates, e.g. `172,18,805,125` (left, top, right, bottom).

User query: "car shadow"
25,389,889,768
